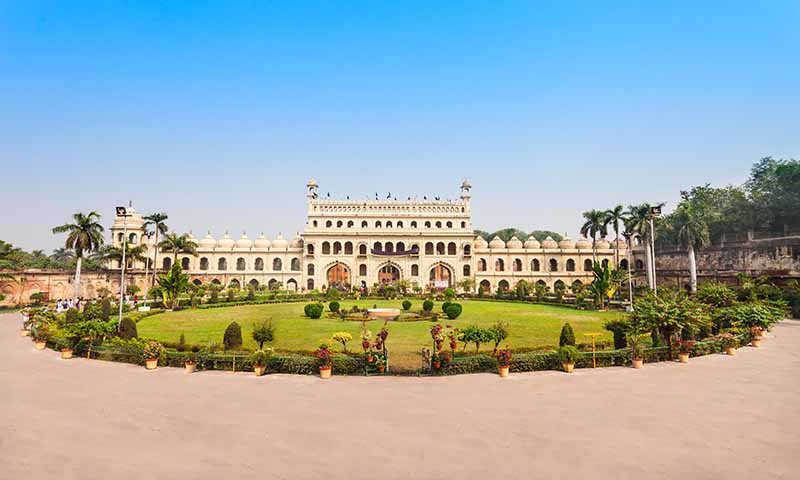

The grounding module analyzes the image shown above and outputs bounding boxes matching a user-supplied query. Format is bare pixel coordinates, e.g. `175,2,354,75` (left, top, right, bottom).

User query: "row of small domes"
475,235,626,250
188,232,303,250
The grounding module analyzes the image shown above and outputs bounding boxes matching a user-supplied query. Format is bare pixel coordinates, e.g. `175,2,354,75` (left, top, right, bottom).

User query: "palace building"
104,180,629,296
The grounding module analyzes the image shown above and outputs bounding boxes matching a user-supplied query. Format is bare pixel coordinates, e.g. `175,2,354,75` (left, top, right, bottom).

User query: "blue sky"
1,1,798,251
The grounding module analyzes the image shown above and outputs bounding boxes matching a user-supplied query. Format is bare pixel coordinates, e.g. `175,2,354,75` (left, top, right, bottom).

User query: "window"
635,259,644,270
584,259,593,271
601,259,609,268
359,244,367,255
255,258,264,270
463,265,471,276
411,264,419,276
307,264,315,275
495,259,505,271
129,233,138,244
326,220,332,228
375,221,382,228
373,242,382,252
397,221,403,228
359,264,367,276
291,258,301,271
435,221,442,228
322,242,331,255
425,242,434,255
446,221,452,228
549,259,558,272
333,242,342,254
478,258,487,271
361,221,368,228
200,257,209,270
336,220,343,228
312,220,318,227
464,245,471,255
163,257,172,270
347,220,354,228
307,244,315,255
566,259,576,272
461,221,466,228
307,279,314,290
447,242,456,255
513,259,522,272
236,258,246,271
396,242,405,252
181,257,190,270
532,259,540,271
344,242,353,255
424,221,431,228
498,280,509,292
218,258,226,270
620,259,629,270
386,221,393,228
385,242,394,253
411,221,417,228
273,258,282,271
436,242,445,255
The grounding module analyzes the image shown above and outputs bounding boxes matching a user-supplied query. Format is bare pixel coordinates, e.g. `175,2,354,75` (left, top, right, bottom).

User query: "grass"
137,299,624,370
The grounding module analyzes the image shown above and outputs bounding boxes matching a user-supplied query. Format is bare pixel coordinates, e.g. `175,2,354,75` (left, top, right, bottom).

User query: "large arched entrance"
429,263,453,290
377,264,401,285
326,263,350,290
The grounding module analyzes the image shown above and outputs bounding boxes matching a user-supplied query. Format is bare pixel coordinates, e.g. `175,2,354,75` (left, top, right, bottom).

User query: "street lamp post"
115,206,130,331
623,231,635,312
141,231,154,309
649,206,662,297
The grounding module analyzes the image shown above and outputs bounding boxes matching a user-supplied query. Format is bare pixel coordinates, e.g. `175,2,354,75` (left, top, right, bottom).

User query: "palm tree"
674,203,710,293
580,209,607,262
50,247,75,265
101,244,147,268
52,212,104,298
603,205,627,267
625,203,664,291
143,212,169,285
157,264,190,309
158,232,199,262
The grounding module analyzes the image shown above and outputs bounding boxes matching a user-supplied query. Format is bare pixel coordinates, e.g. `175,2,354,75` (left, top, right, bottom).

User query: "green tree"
580,209,607,263
158,232,198,263
559,323,576,347
143,212,169,286
251,320,275,349
603,205,627,266
52,212,105,299
625,203,663,290
672,198,711,293
101,243,147,268
156,264,190,309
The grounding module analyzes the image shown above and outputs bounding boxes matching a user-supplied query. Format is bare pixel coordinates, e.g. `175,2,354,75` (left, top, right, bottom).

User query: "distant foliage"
304,303,324,319
329,301,340,313
223,321,243,350
402,300,412,311
422,300,434,312
118,317,138,340
65,308,80,324
444,303,462,319
101,298,111,320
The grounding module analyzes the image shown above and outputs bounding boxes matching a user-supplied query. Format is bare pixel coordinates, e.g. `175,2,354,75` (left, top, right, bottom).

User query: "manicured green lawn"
137,299,623,369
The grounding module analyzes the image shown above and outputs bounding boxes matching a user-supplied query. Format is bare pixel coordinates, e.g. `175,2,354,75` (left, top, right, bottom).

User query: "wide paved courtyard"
2,312,799,480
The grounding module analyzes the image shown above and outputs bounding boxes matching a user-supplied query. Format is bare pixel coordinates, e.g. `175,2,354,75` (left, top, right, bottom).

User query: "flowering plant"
678,340,695,354
430,324,445,352
446,325,459,354
315,342,333,368
495,348,512,367
716,332,737,348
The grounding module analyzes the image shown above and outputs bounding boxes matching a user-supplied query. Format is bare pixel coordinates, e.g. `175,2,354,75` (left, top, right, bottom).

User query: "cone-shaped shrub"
119,318,138,340
559,323,575,347
223,321,243,350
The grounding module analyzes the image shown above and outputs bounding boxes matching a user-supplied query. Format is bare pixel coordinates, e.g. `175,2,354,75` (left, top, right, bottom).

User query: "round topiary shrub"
444,303,462,319
423,300,434,312
402,300,412,311
223,321,243,350
64,308,80,324
329,301,340,313
304,303,324,319
442,301,452,313
559,322,576,347
119,317,138,340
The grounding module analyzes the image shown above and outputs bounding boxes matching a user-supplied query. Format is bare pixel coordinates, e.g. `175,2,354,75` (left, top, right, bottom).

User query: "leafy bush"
304,303,324,319
223,321,243,350
443,288,456,300
558,345,580,364
441,301,452,313
250,349,272,367
329,301,340,313
226,289,235,302
143,340,164,360
251,320,275,349
695,282,736,307
118,317,138,340
422,300,434,312
64,308,80,324
247,286,256,301
460,325,494,352
402,300,412,310
716,302,785,332
332,331,353,352
101,298,111,320
495,348,512,367
559,323,575,347
209,290,219,303
488,321,508,351
604,319,629,349
444,303,462,319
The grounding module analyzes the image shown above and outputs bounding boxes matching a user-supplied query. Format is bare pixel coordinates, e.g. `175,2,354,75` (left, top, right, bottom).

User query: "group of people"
55,298,83,312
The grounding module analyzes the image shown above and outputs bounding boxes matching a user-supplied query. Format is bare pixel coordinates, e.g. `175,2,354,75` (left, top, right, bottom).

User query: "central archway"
326,263,350,290
377,263,401,285
429,262,453,290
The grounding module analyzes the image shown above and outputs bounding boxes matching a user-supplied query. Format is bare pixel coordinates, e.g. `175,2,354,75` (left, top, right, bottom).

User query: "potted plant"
33,330,47,350
143,340,164,370
60,338,74,359
558,345,581,373
184,352,199,373
558,345,580,373
250,348,272,376
719,333,737,356
495,348,512,377
628,334,644,369
20,327,31,337
431,352,441,370
750,327,763,347
678,340,694,363
315,343,333,379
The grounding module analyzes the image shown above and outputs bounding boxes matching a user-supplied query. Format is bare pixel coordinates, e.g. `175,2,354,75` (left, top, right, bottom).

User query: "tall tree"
158,232,199,262
52,212,105,298
625,204,656,290
143,212,169,285
673,201,711,294
50,247,75,265
580,209,607,262
101,244,147,268
603,205,627,267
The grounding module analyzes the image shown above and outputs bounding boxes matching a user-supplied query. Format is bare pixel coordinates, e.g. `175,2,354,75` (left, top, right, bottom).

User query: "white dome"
507,236,523,249
524,236,541,249
235,233,252,249
596,238,611,249
489,236,506,249
576,237,593,250
558,236,576,249
541,236,558,249
199,232,216,248
217,232,235,249
474,236,488,249
254,233,271,249
290,233,303,248
271,233,289,249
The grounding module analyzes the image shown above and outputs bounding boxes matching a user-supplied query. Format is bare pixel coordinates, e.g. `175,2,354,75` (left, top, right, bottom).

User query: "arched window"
532,259,540,271
229,279,240,290
375,221,382,228
411,264,419,276
273,258,282,271
463,264,471,276
424,221,431,228
411,221,417,228
636,259,644,270
479,280,491,293
236,258,246,271
447,242,456,255
291,258,301,271
325,220,332,228
566,259,576,272
361,221,368,228
495,259,505,271
192,279,202,286
200,257,209,270
464,244,471,255
498,280,510,292
255,258,264,271
181,257,190,270
620,259,629,270
336,220,343,228
396,242,405,252
249,279,259,290
446,221,452,228
584,259,593,271
425,242,434,255
373,241,382,252
513,259,522,272
312,220,318,227
307,264,315,275
163,257,172,270
435,221,442,228
359,264,367,276
461,221,466,228
347,220,354,228
217,258,226,271
117,233,124,244
397,221,404,228
128,233,138,244
307,279,314,290
386,221,393,228
344,242,353,255
359,244,367,255
385,242,394,253
307,244,315,255
436,242,445,255
601,259,609,268
333,242,342,254
549,258,558,272
322,242,331,255
554,280,566,291
478,258,487,271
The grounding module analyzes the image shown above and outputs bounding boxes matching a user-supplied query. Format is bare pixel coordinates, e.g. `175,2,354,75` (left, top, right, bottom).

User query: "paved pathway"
2,312,799,480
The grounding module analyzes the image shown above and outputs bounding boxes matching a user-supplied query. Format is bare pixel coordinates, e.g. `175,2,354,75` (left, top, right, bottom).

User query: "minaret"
460,179,472,212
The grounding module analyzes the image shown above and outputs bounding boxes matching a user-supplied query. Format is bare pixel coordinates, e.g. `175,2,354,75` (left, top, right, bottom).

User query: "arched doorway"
429,263,452,290
326,263,350,290
479,280,491,294
377,264,401,285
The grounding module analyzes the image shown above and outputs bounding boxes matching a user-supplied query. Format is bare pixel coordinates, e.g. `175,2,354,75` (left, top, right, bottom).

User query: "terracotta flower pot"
751,338,761,348
433,361,441,370
562,362,575,373
367,355,375,363
319,366,332,379
632,358,644,369
34,340,46,350
254,365,266,376
377,364,385,373
145,358,159,370
184,362,196,373
725,347,736,356
498,365,509,377
678,353,690,363
20,329,30,337
60,349,73,359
